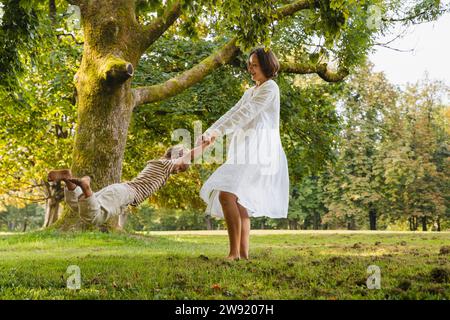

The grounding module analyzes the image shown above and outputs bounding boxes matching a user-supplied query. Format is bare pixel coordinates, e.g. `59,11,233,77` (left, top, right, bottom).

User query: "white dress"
200,79,289,218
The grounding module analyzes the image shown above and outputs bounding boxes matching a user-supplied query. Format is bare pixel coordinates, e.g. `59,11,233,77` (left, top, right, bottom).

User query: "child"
48,140,213,226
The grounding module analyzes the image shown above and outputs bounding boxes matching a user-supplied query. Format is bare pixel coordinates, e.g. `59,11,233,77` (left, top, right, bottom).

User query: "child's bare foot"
68,176,91,188
48,169,72,182
225,255,240,261
68,176,93,198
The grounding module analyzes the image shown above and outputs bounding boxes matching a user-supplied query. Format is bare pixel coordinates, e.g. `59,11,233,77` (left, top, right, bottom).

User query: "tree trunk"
313,212,321,230
44,181,64,228
54,0,142,230
261,219,266,230
347,218,356,230
409,216,418,231
421,216,427,231
369,208,377,230
117,213,127,230
288,219,299,230
205,216,213,230
437,217,441,232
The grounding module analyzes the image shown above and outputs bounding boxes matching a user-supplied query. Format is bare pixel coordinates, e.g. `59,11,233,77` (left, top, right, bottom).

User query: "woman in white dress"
197,48,289,260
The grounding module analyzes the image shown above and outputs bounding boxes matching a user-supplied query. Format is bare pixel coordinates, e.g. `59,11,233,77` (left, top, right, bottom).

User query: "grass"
0,230,449,300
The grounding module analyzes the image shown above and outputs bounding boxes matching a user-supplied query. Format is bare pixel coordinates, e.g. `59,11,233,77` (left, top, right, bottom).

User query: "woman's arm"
201,93,247,141
203,82,276,140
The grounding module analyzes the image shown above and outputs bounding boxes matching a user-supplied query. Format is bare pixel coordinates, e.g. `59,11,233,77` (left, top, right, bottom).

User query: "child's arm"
172,138,214,172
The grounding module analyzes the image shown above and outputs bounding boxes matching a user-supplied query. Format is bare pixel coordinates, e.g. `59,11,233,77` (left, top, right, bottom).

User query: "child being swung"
48,139,213,226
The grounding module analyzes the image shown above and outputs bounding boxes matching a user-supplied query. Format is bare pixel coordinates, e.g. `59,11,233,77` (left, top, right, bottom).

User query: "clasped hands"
195,131,218,148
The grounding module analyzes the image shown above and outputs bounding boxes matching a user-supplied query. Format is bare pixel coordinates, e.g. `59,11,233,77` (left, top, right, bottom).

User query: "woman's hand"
195,131,218,147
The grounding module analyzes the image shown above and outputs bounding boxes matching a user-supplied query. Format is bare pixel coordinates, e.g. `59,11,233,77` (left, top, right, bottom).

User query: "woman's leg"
219,191,241,260
237,202,250,259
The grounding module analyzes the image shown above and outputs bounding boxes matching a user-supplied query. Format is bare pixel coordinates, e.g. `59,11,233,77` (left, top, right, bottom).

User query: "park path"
144,230,449,236
1,230,447,237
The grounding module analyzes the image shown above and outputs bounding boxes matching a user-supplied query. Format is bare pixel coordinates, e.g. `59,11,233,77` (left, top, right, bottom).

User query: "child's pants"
64,183,135,226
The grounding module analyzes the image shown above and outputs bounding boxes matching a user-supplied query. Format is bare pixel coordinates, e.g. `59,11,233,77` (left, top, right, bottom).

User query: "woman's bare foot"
225,255,240,261
48,169,72,182
239,255,249,260
68,176,93,198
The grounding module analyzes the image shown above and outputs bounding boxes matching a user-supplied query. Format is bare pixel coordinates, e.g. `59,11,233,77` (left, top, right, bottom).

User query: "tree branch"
382,8,449,24
4,190,47,203
133,0,322,107
373,44,414,53
138,0,183,54
99,55,134,86
280,61,349,82
133,38,240,107
56,32,84,45
277,0,319,17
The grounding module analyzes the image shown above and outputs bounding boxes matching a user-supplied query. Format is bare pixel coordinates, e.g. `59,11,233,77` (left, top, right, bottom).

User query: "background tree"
379,79,449,231
0,0,80,226
323,64,397,230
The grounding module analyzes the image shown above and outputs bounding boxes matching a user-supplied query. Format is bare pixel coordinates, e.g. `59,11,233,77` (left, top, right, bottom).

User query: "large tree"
1,0,448,230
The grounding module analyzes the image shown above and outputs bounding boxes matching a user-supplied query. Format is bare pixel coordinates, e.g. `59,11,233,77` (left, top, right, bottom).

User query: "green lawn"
0,230,449,299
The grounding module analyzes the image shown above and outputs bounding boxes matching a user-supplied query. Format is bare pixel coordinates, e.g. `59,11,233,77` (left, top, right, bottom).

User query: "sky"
369,12,450,102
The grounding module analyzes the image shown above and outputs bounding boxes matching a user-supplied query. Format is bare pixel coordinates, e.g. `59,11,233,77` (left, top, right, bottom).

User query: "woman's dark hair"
248,47,280,79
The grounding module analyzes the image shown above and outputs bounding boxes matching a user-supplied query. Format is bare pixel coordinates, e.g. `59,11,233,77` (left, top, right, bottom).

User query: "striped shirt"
125,159,177,207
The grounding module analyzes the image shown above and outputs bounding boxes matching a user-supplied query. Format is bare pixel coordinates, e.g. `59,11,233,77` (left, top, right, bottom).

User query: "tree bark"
280,61,348,82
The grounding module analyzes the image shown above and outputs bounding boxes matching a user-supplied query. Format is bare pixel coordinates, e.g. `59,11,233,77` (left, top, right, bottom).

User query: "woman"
198,48,289,260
